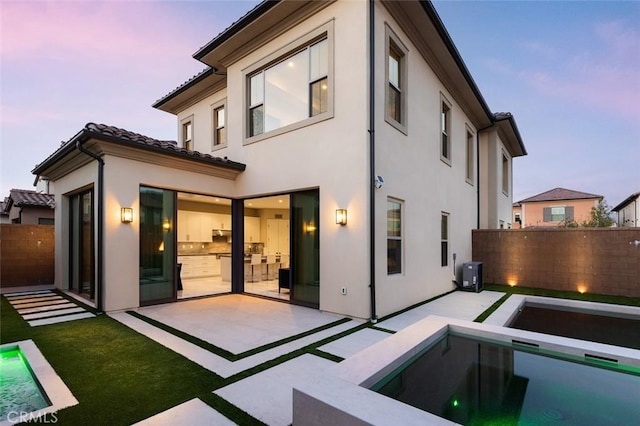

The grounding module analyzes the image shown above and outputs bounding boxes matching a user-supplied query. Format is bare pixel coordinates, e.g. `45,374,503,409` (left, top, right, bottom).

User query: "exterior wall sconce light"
162,219,171,231
336,209,347,226
121,207,133,223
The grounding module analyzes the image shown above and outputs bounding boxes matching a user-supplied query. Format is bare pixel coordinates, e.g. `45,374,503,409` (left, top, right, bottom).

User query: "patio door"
290,189,319,308
139,186,176,305
69,189,94,300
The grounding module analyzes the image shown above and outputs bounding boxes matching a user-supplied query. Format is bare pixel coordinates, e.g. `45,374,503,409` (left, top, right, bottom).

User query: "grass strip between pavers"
127,310,352,361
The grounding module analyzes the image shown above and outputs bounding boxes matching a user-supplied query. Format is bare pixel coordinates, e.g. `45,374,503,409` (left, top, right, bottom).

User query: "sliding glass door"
290,189,319,308
69,189,94,300
139,186,176,305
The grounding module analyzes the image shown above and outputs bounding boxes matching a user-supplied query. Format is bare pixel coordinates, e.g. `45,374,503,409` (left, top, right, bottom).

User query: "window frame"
387,198,403,275
384,24,408,135
502,149,510,195
211,99,227,151
243,20,334,145
441,212,449,267
440,95,452,165
465,125,475,185
180,115,194,152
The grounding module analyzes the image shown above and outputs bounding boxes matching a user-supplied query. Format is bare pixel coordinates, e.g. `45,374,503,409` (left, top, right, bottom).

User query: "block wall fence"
472,228,640,297
0,224,54,288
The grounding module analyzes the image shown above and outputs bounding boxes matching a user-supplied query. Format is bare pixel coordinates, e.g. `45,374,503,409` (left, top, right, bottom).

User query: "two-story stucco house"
612,191,640,228
512,187,602,229
32,0,526,320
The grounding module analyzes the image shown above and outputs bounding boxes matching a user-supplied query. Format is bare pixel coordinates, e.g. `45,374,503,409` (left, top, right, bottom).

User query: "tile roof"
518,187,603,204
33,123,246,175
8,189,55,209
152,67,214,109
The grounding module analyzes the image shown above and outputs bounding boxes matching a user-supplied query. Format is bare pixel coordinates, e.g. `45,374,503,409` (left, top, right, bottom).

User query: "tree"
582,200,615,228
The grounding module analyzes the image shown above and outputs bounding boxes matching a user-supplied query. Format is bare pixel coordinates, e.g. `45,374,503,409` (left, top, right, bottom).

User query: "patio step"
3,290,96,327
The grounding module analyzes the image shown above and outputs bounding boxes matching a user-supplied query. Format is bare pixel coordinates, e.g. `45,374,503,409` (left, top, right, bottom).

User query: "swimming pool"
0,340,77,426
0,348,49,422
293,316,640,425
371,333,639,424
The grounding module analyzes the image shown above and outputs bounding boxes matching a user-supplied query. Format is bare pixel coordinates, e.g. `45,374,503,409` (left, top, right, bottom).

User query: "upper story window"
502,151,509,195
212,100,226,149
387,198,403,275
385,25,408,134
181,117,193,152
465,128,474,184
441,97,451,164
246,23,332,141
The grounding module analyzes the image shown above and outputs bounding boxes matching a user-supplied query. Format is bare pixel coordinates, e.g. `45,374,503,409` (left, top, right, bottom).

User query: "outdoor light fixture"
162,219,171,231
121,207,133,223
336,209,347,226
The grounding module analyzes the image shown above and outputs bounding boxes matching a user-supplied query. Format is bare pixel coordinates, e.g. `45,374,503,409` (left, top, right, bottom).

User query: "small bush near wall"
472,228,640,298
0,224,54,288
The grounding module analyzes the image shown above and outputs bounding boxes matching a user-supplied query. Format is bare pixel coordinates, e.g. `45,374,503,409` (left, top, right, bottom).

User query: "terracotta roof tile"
9,189,55,208
518,187,603,204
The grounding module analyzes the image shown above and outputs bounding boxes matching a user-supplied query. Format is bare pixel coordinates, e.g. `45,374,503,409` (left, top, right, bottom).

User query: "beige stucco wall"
479,130,514,229
520,198,598,228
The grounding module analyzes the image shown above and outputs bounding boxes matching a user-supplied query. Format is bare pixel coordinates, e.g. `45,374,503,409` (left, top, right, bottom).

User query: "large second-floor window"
385,25,408,134
248,38,328,138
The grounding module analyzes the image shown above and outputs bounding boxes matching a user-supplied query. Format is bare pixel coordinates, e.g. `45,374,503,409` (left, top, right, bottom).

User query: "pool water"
510,305,640,350
0,348,50,422
372,334,640,425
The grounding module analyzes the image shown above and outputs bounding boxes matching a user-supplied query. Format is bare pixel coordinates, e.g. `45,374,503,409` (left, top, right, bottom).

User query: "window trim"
242,20,334,145
211,99,227,151
501,149,510,196
384,24,408,135
440,94,452,166
465,125,475,185
387,197,403,275
180,115,194,152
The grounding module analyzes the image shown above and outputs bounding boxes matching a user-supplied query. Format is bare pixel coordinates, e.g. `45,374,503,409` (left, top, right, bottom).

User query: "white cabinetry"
211,213,231,231
266,219,289,255
178,211,223,242
178,255,220,279
244,217,261,242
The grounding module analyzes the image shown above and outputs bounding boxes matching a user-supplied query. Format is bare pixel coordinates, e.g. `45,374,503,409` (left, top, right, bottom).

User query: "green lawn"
0,296,264,425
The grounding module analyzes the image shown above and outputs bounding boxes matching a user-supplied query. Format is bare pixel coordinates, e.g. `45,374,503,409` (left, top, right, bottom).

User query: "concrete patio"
111,290,504,425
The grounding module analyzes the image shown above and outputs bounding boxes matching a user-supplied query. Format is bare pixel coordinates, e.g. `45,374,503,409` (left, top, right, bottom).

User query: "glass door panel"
69,190,94,300
140,186,176,305
290,189,319,307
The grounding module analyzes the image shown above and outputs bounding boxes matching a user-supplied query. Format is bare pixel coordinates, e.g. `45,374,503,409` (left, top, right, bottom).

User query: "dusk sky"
1,0,638,208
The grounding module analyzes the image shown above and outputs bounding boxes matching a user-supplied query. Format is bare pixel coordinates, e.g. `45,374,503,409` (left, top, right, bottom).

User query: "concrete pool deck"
115,290,504,425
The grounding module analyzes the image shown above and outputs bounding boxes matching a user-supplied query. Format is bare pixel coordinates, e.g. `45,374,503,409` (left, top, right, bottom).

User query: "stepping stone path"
4,290,95,326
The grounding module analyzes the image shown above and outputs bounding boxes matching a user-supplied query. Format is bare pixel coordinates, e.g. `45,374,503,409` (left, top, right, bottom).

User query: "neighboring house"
1,189,55,225
514,187,602,228
612,192,640,227
0,200,9,224
32,0,526,319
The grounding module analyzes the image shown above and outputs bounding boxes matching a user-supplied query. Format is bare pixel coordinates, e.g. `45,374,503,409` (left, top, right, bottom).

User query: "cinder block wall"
0,224,54,288
473,228,640,297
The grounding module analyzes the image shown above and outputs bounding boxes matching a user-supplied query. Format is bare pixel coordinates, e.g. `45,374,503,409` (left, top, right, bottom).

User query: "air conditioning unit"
461,262,483,292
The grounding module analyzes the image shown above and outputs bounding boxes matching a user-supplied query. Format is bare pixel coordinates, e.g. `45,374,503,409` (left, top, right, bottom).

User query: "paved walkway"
4,290,95,326
113,290,504,425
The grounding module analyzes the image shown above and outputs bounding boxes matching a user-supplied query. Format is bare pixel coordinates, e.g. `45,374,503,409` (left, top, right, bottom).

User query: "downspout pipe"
368,0,377,323
76,140,105,313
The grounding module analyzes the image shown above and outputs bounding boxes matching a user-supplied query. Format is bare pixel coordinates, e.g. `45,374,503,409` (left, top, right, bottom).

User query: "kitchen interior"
176,192,291,301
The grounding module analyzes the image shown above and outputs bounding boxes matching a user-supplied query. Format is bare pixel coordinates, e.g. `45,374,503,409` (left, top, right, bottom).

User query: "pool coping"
0,340,78,426
483,294,640,327
293,315,640,425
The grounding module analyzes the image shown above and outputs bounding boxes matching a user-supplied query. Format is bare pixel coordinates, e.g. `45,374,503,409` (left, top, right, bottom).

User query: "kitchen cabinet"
178,255,220,279
244,216,261,242
178,211,221,242
211,213,232,231
266,219,289,255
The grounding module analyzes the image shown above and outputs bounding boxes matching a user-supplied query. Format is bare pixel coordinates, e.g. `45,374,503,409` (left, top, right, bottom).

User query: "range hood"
212,229,231,242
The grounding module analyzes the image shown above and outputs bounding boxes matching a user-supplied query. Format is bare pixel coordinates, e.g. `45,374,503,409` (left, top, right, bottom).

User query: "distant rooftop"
518,187,603,204
5,189,55,210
